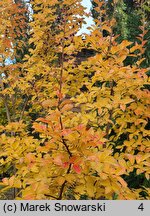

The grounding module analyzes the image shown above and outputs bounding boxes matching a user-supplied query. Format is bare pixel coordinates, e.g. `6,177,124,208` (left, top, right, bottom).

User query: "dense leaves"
0,0,149,200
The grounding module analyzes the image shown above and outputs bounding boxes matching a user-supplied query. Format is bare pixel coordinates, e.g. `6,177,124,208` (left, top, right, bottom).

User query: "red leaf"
73,164,81,174
62,162,69,168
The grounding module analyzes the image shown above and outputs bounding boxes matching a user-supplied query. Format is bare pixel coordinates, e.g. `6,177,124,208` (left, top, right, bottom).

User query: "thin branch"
59,115,72,157
57,164,72,200
44,194,58,199
58,14,72,157
104,80,114,147
19,96,29,121
56,12,72,200
0,78,11,123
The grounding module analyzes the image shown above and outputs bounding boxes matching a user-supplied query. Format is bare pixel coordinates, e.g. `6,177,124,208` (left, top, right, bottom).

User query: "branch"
57,164,72,200
104,80,114,147
59,115,72,157
44,194,58,199
19,96,29,121
0,78,11,123
58,15,72,157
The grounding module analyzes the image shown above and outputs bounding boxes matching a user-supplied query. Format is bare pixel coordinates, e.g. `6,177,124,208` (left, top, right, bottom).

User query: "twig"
57,164,72,200
19,96,29,121
0,78,11,123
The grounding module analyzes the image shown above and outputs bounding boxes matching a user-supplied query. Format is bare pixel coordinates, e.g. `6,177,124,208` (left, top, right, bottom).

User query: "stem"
0,78,11,123
11,94,17,122
58,14,72,157
57,164,72,200
104,80,114,147
59,115,72,157
44,194,58,199
19,96,29,121
57,11,72,200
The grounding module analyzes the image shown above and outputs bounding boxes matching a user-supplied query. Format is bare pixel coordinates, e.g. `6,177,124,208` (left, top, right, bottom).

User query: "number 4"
138,203,144,211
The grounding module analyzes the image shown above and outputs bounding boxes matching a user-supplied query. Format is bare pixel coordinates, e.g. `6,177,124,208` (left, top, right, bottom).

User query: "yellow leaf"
56,176,65,185
65,174,76,183
74,185,85,194
102,25,112,33
14,179,22,188
42,99,51,108
136,169,143,175
100,173,108,180
111,46,120,54
130,44,142,53
126,154,135,165
145,173,149,180
136,155,142,164
30,165,39,173
117,177,127,188
118,159,127,169
60,99,72,108
121,98,134,105
111,182,120,193
120,40,133,49
61,104,73,112
86,176,95,197
9,175,15,187
105,186,112,194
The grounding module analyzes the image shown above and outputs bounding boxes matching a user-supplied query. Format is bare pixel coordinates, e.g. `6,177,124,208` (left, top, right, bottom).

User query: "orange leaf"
9,175,15,187
61,104,73,112
42,99,51,108
56,177,65,185
2,178,9,185
117,177,127,188
73,164,81,174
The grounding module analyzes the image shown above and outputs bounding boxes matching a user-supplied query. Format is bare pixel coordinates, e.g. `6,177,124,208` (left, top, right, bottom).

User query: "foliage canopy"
0,0,149,200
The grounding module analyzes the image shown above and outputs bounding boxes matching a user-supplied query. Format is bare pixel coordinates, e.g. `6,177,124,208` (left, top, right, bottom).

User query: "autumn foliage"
0,0,150,200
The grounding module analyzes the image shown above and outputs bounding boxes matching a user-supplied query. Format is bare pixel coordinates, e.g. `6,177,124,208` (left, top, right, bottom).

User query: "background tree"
90,0,150,196
0,0,149,200
0,0,31,198
91,0,150,67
